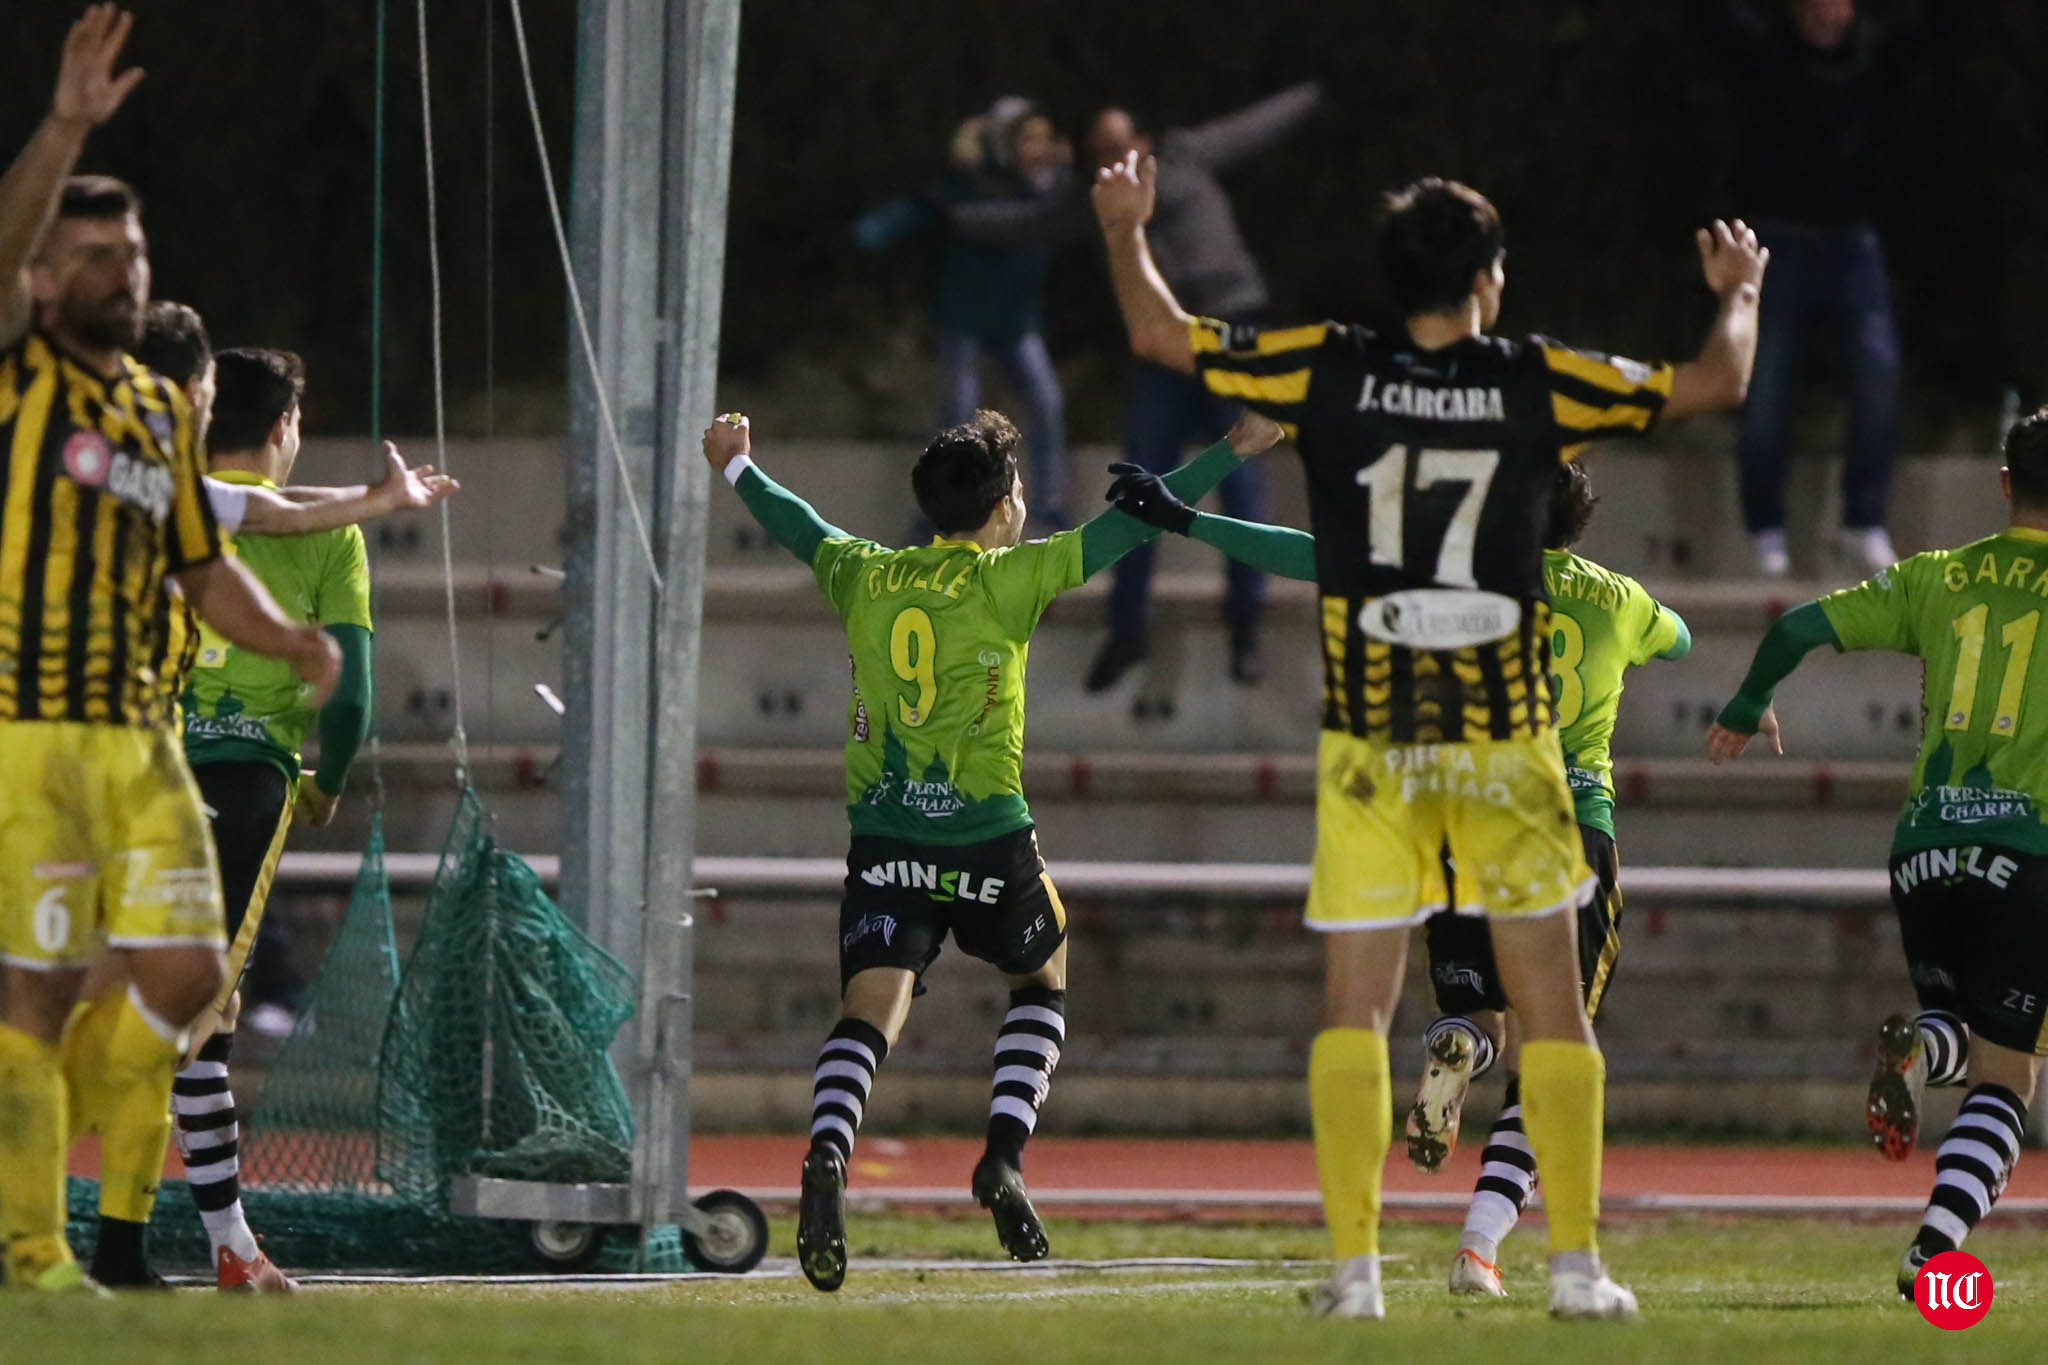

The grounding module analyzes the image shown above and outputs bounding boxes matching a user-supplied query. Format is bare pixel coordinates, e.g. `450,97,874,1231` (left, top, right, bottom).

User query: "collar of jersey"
209,468,278,490
930,535,981,550
2004,525,2048,545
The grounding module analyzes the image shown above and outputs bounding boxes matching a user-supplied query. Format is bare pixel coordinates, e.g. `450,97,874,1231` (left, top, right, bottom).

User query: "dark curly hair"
1546,460,1599,550
912,409,1021,535
1378,177,1504,317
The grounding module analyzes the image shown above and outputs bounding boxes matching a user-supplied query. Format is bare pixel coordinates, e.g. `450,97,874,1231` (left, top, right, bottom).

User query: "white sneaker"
1448,1247,1507,1297
1308,1278,1386,1319
1550,1266,1638,1319
1753,529,1791,578
1406,1026,1476,1173
1837,526,1898,575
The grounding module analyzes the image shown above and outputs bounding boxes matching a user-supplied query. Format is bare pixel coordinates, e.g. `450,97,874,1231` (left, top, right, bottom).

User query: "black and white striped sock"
1913,1083,2026,1258
171,1031,259,1263
1917,1010,1969,1088
1425,1015,1497,1080
985,987,1066,1166
810,1019,888,1162
1457,1075,1535,1261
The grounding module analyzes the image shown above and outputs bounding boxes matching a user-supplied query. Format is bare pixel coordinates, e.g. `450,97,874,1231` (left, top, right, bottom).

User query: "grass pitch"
8,1214,2039,1364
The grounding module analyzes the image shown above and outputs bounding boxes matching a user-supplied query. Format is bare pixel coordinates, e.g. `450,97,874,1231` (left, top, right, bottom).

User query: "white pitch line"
811,1277,1309,1308
735,1185,2048,1217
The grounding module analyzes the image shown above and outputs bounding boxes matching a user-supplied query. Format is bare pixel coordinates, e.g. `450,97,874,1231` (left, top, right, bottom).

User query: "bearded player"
1709,407,2048,1297
704,405,1282,1291
1094,151,1764,1317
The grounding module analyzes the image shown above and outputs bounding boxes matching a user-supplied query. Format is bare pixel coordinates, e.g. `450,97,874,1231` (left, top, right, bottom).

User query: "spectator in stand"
952,82,1324,691
856,98,1075,530
1703,0,1955,577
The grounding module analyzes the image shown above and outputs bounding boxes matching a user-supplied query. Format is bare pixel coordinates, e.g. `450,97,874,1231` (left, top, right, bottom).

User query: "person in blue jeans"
951,83,1324,689
856,98,1073,529
1702,0,1956,576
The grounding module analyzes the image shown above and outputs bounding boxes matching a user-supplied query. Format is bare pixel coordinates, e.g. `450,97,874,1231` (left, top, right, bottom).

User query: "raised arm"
1704,601,1839,761
0,6,147,346
1168,81,1325,171
1665,220,1770,421
1077,413,1286,579
702,415,848,564
238,443,459,535
1093,152,1197,373
1103,442,1317,582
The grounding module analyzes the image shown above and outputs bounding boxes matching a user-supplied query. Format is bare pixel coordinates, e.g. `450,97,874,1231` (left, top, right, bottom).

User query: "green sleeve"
1715,602,1840,733
313,623,372,795
1187,510,1317,581
1078,438,1243,579
734,462,848,566
1656,609,1692,661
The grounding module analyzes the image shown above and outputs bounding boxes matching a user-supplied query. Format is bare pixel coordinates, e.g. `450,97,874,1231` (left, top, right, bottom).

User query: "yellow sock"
1309,1027,1391,1261
0,1022,74,1279
60,987,183,1224
1519,1038,1606,1256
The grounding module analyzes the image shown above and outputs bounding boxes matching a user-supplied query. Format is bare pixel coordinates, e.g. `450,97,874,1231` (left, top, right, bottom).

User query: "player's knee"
1969,1039,2040,1106
129,947,226,1027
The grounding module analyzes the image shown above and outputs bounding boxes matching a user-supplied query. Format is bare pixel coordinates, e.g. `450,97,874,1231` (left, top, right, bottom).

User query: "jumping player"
1708,407,2048,1296
1107,458,1691,1297
702,406,1282,1292
1093,154,1764,1318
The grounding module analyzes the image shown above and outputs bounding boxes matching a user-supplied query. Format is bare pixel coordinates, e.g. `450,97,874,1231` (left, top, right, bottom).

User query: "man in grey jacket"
951,82,1323,696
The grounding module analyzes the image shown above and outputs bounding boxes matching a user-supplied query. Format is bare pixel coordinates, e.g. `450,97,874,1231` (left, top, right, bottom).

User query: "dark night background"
2,1,2042,446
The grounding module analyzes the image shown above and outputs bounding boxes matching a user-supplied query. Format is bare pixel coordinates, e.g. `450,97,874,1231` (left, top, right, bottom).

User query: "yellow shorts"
1306,729,1594,931
0,721,226,970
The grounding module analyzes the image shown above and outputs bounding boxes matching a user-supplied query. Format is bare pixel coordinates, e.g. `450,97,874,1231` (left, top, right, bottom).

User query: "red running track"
71,1134,2048,1216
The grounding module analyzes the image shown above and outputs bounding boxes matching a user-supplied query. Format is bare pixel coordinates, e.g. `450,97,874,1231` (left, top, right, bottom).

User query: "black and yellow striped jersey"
1191,317,1672,743
149,587,201,723
0,331,220,726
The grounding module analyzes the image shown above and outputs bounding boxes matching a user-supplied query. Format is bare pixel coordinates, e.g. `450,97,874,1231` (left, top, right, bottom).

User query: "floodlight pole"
560,0,739,1233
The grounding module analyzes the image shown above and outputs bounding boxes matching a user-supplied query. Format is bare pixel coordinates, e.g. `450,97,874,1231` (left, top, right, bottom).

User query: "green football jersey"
812,530,1084,845
1821,528,2048,857
1544,549,1682,837
182,473,373,781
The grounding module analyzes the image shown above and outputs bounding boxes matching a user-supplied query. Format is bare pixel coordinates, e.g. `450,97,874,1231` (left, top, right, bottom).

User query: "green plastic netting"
70,794,688,1273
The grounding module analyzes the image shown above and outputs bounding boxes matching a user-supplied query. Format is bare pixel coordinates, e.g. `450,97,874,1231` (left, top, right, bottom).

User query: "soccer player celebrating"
1108,458,1691,1298
71,308,454,1292
1708,408,2048,1297
1092,153,1764,1318
703,405,1281,1292
0,6,338,1294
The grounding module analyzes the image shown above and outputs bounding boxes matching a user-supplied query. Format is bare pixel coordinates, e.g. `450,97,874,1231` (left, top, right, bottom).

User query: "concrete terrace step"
359,740,1908,810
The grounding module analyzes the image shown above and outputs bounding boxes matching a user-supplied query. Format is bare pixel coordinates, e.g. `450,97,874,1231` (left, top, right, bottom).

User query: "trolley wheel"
681,1189,769,1273
527,1218,609,1272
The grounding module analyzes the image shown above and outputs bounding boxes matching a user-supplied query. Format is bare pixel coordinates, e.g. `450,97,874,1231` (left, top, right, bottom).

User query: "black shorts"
1890,843,2048,1056
193,760,294,1004
839,827,1068,990
1423,825,1622,1019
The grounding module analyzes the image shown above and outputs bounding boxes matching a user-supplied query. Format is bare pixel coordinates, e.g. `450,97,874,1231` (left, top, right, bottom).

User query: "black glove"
1105,462,1195,534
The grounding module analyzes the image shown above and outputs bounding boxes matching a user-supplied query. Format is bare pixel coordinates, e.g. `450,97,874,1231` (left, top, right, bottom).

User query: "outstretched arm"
1704,602,1839,761
0,7,147,346
1169,81,1324,171
1665,220,1770,421
1081,411,1286,577
236,443,460,535
702,414,848,564
1103,453,1317,581
1094,152,1197,373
